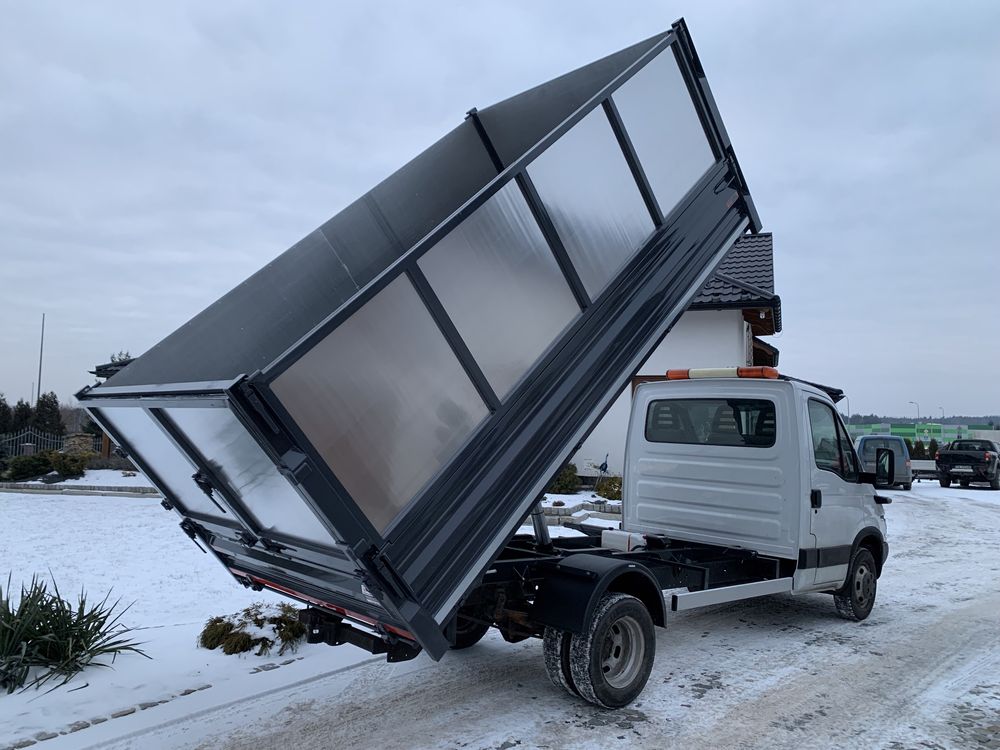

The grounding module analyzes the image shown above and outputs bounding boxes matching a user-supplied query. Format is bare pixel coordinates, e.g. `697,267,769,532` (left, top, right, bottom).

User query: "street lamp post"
939,406,944,419
908,401,920,420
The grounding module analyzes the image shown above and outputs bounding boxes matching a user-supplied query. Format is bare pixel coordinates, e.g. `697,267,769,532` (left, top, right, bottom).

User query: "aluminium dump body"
79,19,760,659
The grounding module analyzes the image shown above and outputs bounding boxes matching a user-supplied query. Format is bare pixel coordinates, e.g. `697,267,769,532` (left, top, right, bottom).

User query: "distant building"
846,423,1000,445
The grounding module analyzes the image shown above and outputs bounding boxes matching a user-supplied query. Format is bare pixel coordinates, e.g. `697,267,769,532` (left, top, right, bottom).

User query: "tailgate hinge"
238,380,282,434
355,546,409,602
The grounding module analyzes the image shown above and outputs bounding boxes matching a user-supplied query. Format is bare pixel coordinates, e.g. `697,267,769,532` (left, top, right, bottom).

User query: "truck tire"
450,615,490,650
834,547,877,621
959,479,970,488
568,593,655,708
542,627,578,696
991,473,999,491
939,477,951,488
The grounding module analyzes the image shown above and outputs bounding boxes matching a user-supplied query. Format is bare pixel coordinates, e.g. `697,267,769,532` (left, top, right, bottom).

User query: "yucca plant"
0,574,148,694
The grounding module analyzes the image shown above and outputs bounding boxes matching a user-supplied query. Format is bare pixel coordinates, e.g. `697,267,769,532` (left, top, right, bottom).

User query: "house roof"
690,232,782,334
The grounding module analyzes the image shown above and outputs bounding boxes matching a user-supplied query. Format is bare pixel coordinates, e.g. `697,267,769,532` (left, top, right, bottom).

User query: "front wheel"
569,593,655,708
834,547,877,621
960,479,970,488
901,483,912,491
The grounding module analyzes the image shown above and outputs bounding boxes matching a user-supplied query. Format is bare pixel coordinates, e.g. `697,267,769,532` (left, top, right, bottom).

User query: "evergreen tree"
82,414,103,436
0,393,11,434
928,438,939,458
31,392,65,436
912,440,926,460
11,399,32,431
904,438,913,455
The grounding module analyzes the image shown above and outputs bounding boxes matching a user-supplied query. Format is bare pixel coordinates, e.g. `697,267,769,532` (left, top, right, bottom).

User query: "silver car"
855,435,912,490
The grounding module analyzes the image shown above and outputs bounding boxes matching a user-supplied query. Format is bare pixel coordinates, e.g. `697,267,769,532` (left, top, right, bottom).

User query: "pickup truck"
936,439,1000,489
76,21,895,709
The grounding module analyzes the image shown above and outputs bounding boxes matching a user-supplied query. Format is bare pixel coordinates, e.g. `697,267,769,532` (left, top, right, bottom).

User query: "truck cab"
625,369,890,598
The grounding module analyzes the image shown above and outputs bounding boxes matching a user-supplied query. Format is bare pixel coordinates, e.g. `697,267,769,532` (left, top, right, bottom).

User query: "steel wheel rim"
600,615,644,689
854,563,874,608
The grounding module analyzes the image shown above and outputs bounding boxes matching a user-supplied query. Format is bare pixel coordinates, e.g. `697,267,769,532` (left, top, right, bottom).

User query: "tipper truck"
78,19,896,708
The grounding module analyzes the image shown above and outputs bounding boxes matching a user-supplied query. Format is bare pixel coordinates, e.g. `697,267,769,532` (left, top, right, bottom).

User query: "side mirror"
874,447,895,488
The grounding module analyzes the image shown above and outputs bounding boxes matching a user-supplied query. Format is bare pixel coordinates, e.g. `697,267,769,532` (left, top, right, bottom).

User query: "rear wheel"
569,593,655,708
939,478,951,488
901,483,912,491
990,473,999,491
450,614,490,650
542,627,578,696
834,548,877,621
960,479,970,488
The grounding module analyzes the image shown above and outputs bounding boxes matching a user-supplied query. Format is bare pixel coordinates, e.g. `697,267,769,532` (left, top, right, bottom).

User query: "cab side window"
835,414,859,482
808,400,858,481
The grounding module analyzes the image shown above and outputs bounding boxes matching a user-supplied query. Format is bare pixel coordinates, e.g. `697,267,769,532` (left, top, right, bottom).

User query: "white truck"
77,22,894,711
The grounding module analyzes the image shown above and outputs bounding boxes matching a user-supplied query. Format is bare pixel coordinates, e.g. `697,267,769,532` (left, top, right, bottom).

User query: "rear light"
986,452,993,462
935,451,940,460
905,459,911,467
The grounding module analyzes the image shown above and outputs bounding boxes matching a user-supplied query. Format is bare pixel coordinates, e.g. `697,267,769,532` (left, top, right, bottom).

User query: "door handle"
810,489,822,509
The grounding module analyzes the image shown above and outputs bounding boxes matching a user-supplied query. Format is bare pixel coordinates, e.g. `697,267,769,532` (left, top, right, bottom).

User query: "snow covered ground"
3,483,1000,749
0,492,372,749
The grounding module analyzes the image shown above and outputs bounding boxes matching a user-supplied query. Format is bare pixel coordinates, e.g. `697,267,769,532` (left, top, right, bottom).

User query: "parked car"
936,439,1000,490
855,435,912,490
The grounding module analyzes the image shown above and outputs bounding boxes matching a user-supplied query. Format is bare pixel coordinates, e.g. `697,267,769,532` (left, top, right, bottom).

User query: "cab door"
805,398,867,586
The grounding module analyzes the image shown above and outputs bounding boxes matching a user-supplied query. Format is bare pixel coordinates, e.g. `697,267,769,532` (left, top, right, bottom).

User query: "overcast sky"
1,1,998,417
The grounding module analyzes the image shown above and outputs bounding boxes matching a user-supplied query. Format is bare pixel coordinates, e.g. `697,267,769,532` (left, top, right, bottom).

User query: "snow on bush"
198,602,305,657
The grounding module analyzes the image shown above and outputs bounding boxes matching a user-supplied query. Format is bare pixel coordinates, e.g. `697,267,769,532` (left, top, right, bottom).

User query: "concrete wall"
574,309,751,477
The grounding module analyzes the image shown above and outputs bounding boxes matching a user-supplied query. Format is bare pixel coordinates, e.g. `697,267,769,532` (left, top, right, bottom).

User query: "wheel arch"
851,526,886,576
530,554,666,635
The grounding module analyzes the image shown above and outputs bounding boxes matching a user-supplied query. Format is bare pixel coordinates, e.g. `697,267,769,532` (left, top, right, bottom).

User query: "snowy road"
83,484,1000,750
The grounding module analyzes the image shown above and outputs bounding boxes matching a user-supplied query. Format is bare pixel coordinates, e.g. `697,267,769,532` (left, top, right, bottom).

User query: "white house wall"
573,309,751,477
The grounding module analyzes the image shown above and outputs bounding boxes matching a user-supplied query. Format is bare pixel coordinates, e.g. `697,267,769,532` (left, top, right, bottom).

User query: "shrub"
0,574,146,693
198,602,305,658
221,631,255,655
545,463,579,495
51,451,94,479
594,475,622,501
198,617,235,650
7,453,53,481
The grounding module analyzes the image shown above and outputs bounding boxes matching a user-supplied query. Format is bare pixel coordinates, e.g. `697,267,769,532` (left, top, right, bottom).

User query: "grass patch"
0,574,147,694
198,602,306,658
